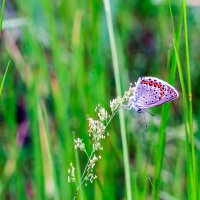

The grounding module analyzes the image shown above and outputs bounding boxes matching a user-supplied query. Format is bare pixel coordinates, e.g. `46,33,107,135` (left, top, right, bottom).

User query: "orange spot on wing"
159,90,165,100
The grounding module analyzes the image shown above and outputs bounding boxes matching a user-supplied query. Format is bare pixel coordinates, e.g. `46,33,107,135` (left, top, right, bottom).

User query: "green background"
0,0,199,199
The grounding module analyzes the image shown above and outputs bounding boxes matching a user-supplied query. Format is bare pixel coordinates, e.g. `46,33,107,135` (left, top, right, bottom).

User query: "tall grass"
152,1,197,199
152,1,183,198
103,0,132,199
0,0,5,35
171,0,196,199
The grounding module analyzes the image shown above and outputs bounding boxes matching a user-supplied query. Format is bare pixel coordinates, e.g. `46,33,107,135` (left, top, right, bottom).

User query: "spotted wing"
134,76,179,109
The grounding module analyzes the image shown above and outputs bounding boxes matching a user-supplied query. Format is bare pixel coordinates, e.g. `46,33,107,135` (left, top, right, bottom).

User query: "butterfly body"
128,76,179,112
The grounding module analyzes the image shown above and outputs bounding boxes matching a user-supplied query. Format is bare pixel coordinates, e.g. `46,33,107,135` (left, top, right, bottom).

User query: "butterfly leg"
123,103,133,110
142,112,148,128
123,97,135,110
144,109,155,116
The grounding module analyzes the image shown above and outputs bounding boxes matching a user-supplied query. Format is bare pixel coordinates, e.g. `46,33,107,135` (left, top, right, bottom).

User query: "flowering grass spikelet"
88,118,106,141
93,141,103,151
74,138,85,151
88,173,97,183
83,154,101,185
110,96,122,112
87,154,101,170
67,162,76,183
96,105,109,122
122,84,135,102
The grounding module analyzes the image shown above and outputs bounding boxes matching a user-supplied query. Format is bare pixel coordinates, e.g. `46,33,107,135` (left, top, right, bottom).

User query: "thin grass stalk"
173,41,194,200
168,0,183,81
103,0,132,199
168,5,194,199
182,0,196,196
28,85,45,200
0,61,10,96
170,1,196,199
153,2,183,197
73,132,84,200
153,51,175,197
0,0,5,35
40,102,60,200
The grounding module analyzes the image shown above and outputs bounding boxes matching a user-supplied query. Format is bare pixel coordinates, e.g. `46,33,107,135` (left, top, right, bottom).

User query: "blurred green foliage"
0,0,199,199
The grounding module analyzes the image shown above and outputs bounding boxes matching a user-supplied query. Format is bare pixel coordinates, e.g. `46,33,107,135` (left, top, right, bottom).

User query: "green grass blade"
173,39,194,200
27,84,45,200
153,2,183,197
168,2,195,199
73,132,85,200
0,61,10,97
39,102,60,200
0,0,6,35
182,1,196,197
103,0,132,199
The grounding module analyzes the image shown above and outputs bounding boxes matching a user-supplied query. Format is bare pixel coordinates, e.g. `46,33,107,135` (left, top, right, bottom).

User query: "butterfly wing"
133,77,143,100
134,76,179,109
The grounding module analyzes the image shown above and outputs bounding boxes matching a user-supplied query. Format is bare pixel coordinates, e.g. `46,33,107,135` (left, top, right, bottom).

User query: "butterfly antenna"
144,109,156,117
142,112,148,128
144,109,160,121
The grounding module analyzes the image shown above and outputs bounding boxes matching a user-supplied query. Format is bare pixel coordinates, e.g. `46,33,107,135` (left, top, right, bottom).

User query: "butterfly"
127,76,179,113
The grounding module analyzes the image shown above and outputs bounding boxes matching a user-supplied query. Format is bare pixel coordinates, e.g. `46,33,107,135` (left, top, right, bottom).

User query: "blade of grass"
0,61,10,97
103,0,132,199
73,132,85,200
182,0,196,196
27,83,45,200
173,40,194,200
153,2,183,197
0,0,6,35
39,102,60,200
171,1,196,199
154,53,172,198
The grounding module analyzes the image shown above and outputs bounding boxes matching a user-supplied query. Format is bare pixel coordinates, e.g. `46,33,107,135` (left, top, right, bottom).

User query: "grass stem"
103,0,132,199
